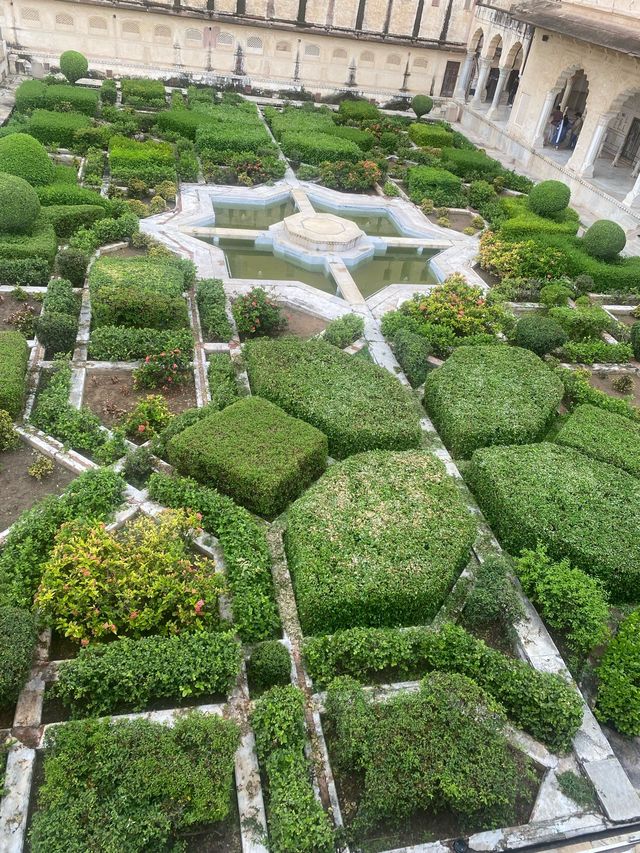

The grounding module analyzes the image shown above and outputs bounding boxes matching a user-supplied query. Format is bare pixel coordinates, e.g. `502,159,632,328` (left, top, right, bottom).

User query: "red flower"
138,424,146,433
194,599,205,615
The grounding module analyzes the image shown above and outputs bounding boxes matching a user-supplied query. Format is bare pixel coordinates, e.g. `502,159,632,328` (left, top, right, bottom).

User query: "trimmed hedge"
0,256,50,286
498,196,580,240
0,330,28,418
549,305,611,341
632,321,640,359
467,441,640,601
0,606,37,708
280,132,361,165
408,123,453,148
439,147,504,181
108,135,176,185
528,180,570,217
555,403,640,477
596,609,640,736
41,203,106,239
196,278,232,341
559,340,633,364
424,345,563,458
0,133,54,185
0,172,41,234
15,80,98,116
407,165,465,207
147,473,281,641
285,450,476,634
54,631,241,717
88,326,192,361
59,51,88,84
514,314,567,356
304,620,583,751
248,641,291,691
244,337,422,459
583,219,626,260
28,109,91,148
121,77,166,109
0,215,57,263
37,184,113,211
392,328,432,387
323,314,364,349
167,396,328,518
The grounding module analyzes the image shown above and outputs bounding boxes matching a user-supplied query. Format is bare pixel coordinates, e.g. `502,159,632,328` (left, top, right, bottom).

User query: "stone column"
470,58,491,108
532,90,559,148
454,50,474,101
560,75,574,110
567,115,609,177
487,66,510,120
623,171,640,207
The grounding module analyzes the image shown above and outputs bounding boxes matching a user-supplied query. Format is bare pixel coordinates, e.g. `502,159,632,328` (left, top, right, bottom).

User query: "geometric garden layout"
2,67,640,853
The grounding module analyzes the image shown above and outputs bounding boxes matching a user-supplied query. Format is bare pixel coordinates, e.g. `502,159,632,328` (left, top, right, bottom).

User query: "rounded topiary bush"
528,180,571,217
0,172,41,234
514,314,567,357
583,219,627,260
412,94,433,118
59,50,89,84
248,641,292,691
0,133,54,186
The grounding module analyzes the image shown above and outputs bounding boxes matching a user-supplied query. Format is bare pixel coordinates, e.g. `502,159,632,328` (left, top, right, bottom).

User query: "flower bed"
244,337,422,458
285,451,476,634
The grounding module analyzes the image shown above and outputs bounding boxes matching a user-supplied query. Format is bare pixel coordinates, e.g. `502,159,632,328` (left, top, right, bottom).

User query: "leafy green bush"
408,123,453,148
514,314,567,356
498,199,580,241
557,771,597,810
285,451,476,634
0,215,57,263
36,509,224,642
517,545,610,659
407,165,465,207
479,230,569,280
439,147,504,181
549,305,611,341
559,340,632,364
147,473,280,641
252,686,334,853
539,283,573,306
59,51,88,84
69,211,139,254
14,79,48,112
0,468,125,608
0,256,50,287
108,135,176,185
462,555,523,631
89,256,189,330
41,203,106,239
232,286,286,338
43,84,98,116
632,321,640,359
168,396,327,518
54,631,241,716
196,278,232,341
0,330,28,418
37,183,113,210
248,641,291,691
323,313,364,348
424,345,563,458
338,99,379,121
29,713,239,853
34,311,78,356
28,109,91,148
317,159,381,191
595,609,640,736
583,219,626,260
121,77,166,109
0,606,37,708
100,78,116,105
467,441,640,601
0,408,20,451
392,327,431,387
88,326,192,361
304,621,583,750
207,353,240,410
411,94,433,117
528,180,571,217
281,131,361,165
326,672,530,831
555,403,640,476
244,337,421,458
0,172,41,234
0,133,54,185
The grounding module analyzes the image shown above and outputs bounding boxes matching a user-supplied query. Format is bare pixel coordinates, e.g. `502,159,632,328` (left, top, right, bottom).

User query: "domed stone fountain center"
283,212,364,253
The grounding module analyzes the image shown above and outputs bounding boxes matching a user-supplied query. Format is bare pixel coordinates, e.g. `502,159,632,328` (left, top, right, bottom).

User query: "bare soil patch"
428,210,476,234
278,307,327,339
0,293,41,336
0,444,75,532
589,370,640,407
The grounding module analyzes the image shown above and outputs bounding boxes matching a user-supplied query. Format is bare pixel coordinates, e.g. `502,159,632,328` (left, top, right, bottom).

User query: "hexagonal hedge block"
284,450,476,634
167,396,328,518
424,345,563,458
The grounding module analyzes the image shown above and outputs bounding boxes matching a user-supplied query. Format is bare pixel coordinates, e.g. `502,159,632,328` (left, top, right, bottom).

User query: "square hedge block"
167,396,328,518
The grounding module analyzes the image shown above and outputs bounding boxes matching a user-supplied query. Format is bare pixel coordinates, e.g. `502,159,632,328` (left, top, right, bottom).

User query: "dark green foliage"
0,468,125,609
89,256,189,330
528,180,571,217
248,641,291,691
121,77,166,109
516,545,610,659
0,606,37,708
196,278,232,341
463,556,524,631
44,278,77,315
14,80,98,116
207,353,240,410
244,337,422,458
28,109,92,148
0,216,57,262
555,403,640,476
0,330,28,418
439,147,504,182
88,326,192,361
326,673,530,831
469,179,497,211
285,451,476,634
54,631,241,716
557,771,597,811
109,135,176,185
559,340,632,363
41,203,106,238
59,51,88,84
632,321,640,359
595,608,640,736
29,713,239,852
0,257,50,287
583,219,626,259
100,78,117,105
322,313,364,349
167,396,328,518
338,99,379,121
498,198,579,240
424,346,563,458
304,621,583,750
151,402,222,461
406,165,466,207
392,328,432,387
549,305,611,341
408,123,452,147
514,314,567,356
34,311,78,356
14,79,49,112
281,132,361,165
122,446,154,488
0,133,54,185
252,686,334,853
147,473,280,641
467,441,640,601
411,95,434,118
0,172,41,233
54,247,87,286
